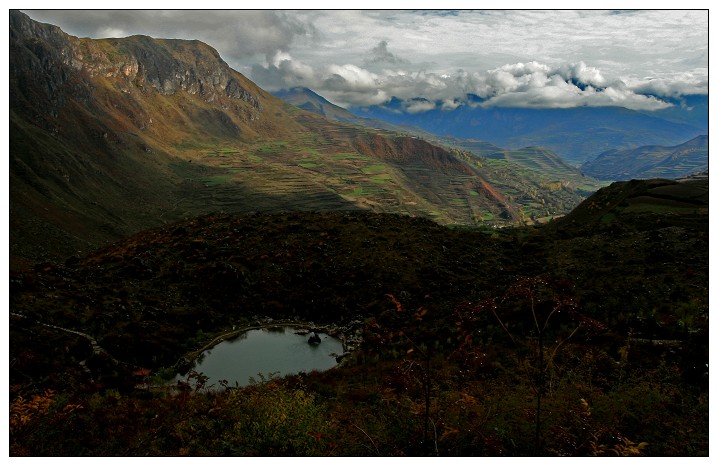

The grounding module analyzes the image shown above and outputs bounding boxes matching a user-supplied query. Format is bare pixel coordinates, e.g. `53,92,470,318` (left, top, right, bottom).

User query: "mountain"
550,176,708,235
272,87,368,124
485,146,582,175
274,87,605,223
644,94,708,129
580,135,708,181
351,97,706,165
10,11,523,266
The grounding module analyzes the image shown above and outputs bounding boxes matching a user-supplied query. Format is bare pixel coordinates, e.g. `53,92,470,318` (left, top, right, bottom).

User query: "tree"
490,276,580,453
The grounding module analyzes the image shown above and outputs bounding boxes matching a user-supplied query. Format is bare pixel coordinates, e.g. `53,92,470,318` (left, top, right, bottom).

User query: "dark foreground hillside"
9,178,708,456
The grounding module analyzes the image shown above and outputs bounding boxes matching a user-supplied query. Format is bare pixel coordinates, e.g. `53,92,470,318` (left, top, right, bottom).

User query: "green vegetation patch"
370,174,393,184
300,148,321,156
342,186,384,198
244,154,263,163
257,141,290,153
201,174,234,186
332,153,367,161
362,165,387,174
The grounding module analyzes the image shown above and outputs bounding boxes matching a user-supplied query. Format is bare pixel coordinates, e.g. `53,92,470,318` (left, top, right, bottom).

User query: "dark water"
175,327,344,387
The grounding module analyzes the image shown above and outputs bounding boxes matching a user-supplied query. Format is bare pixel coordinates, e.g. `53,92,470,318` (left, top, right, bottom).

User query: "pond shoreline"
171,317,364,376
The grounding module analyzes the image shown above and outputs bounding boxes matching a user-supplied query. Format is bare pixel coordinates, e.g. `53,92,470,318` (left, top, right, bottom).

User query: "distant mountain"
483,146,592,190
644,94,708,130
350,97,706,165
273,86,421,135
272,87,363,123
581,135,708,181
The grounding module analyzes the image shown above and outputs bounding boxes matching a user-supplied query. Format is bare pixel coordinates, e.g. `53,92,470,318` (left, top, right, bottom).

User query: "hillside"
580,135,708,181
10,178,708,456
274,87,604,223
10,11,519,267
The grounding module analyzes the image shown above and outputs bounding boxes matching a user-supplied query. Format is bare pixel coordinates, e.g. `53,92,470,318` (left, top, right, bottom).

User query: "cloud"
441,98,463,111
465,61,674,110
555,62,607,89
482,81,673,111
625,71,709,98
365,40,409,66
404,99,436,114
22,10,707,111
250,52,317,90
325,64,380,91
24,10,318,63
253,50,684,111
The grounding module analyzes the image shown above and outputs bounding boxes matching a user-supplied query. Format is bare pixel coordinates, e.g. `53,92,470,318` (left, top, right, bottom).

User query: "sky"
20,8,709,112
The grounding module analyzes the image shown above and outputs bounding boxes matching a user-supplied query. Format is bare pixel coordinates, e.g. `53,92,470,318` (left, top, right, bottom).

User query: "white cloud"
466,61,675,110
22,9,708,111
556,62,607,88
441,99,462,111
325,64,380,91
252,52,687,111
95,27,128,38
624,70,709,98
404,99,436,114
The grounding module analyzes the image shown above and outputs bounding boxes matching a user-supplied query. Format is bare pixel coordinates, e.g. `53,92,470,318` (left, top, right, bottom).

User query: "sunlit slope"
10,10,520,265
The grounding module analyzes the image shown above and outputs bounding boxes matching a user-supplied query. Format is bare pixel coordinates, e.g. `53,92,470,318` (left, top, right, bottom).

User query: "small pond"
175,326,344,388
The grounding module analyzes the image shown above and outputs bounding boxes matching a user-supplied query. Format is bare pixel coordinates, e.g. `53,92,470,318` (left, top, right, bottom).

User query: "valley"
8,10,709,457
10,10,590,266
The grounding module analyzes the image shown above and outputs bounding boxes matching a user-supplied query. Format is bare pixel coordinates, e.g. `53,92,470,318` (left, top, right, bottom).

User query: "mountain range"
275,87,708,183
581,135,708,181
349,95,707,165
273,86,604,213
9,11,606,266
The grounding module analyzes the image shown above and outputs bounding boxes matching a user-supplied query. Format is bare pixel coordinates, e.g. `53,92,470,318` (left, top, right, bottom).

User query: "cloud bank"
252,52,700,111
23,9,708,112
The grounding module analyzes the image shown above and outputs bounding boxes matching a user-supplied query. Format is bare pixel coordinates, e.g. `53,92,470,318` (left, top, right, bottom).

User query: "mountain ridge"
350,95,706,164
10,11,525,266
581,135,708,181
274,86,604,223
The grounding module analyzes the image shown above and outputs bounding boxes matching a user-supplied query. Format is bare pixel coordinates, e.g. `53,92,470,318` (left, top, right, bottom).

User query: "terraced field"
163,114,520,226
